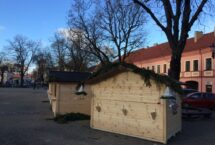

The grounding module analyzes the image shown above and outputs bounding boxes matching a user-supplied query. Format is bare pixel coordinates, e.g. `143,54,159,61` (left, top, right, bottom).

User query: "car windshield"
183,89,198,96
205,93,215,99
187,92,202,99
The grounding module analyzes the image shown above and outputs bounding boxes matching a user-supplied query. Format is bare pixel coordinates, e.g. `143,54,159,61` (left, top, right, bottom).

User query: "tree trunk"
1,72,4,85
20,71,24,87
168,54,181,81
167,36,187,81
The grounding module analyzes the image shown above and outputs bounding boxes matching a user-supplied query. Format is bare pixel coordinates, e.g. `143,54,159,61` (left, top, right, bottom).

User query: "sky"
0,0,214,51
145,18,215,48
0,0,72,51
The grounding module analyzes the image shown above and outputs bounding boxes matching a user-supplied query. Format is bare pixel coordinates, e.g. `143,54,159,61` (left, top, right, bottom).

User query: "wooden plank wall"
92,72,163,104
47,83,53,103
48,83,58,116
91,72,168,143
58,83,91,115
166,94,182,140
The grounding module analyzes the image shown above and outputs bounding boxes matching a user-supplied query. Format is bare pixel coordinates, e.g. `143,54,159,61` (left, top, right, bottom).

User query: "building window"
185,61,190,72
206,58,212,70
152,66,155,71
206,84,212,93
163,64,167,73
157,65,160,73
193,60,199,71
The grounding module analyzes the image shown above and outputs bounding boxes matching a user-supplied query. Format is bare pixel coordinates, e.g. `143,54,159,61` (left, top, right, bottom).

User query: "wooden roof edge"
84,62,182,94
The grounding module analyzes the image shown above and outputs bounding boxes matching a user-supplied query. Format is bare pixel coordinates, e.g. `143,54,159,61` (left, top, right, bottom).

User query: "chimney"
153,43,159,46
194,31,203,43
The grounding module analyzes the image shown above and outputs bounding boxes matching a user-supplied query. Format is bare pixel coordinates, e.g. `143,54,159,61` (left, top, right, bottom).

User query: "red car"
183,92,215,109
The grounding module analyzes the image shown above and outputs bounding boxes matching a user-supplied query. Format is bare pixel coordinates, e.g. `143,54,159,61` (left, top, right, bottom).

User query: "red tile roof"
127,32,215,62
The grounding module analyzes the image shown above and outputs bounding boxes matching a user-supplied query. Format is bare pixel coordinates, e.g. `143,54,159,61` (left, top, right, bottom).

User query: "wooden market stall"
47,71,91,117
86,63,182,144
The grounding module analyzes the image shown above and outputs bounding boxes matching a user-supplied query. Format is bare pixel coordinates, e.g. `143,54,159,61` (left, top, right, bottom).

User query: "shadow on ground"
0,88,214,145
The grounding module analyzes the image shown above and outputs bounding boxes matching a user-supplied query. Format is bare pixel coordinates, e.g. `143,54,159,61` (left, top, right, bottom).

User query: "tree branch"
188,0,208,29
173,0,182,41
133,0,166,32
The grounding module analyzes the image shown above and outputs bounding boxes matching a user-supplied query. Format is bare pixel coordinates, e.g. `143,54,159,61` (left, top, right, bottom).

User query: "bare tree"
0,52,6,64
57,29,99,71
64,30,95,71
0,52,8,85
68,0,112,66
50,33,67,71
99,0,147,62
7,35,39,87
133,0,211,80
33,50,54,82
68,0,146,64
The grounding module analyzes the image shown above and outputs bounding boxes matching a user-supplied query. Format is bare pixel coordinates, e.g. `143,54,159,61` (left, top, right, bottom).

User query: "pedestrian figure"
33,80,36,90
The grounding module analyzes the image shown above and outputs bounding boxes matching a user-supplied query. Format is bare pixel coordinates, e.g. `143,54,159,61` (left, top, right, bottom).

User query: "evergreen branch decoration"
86,62,182,94
75,91,87,96
53,113,90,124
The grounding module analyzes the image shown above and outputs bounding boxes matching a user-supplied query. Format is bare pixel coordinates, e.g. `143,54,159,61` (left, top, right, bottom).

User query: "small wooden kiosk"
87,63,182,144
47,71,91,117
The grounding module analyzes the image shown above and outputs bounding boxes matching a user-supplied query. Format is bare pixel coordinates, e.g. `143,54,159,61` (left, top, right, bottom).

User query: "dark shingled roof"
49,71,91,83
86,63,182,94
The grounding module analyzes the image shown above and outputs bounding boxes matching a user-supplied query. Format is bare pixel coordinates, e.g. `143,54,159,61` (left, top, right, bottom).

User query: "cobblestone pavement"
0,88,214,145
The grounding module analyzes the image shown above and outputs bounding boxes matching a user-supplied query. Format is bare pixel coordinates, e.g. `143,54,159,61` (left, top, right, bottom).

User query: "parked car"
182,88,198,97
183,92,215,109
182,106,212,118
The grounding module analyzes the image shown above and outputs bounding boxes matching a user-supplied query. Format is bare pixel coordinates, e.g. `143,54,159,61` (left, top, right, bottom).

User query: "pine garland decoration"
88,62,182,94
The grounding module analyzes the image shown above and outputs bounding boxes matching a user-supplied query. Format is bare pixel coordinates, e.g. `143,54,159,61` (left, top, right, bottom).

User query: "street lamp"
210,43,215,59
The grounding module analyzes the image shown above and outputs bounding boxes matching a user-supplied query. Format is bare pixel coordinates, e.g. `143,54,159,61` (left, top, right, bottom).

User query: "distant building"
127,31,215,93
0,64,32,86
